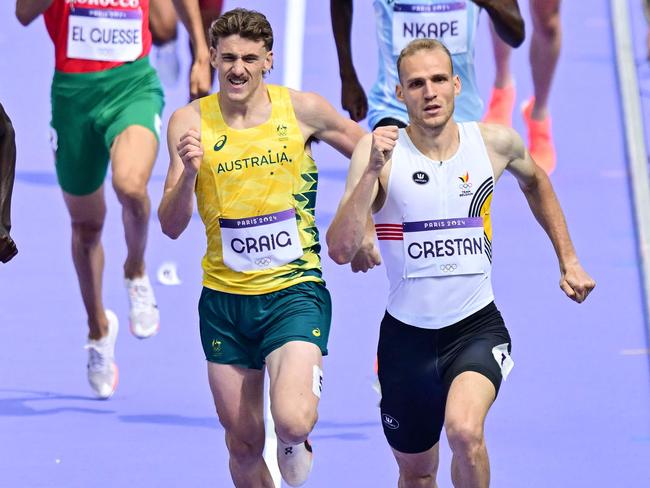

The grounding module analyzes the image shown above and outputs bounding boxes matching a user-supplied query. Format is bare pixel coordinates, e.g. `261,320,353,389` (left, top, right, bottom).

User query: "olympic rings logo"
255,257,272,267
440,264,458,272
459,183,473,190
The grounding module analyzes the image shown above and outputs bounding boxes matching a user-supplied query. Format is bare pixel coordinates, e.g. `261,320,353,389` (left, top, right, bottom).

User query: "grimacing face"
211,34,273,103
396,48,460,130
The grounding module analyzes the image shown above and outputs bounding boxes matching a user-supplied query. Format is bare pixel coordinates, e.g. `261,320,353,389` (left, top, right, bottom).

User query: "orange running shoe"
522,98,557,175
483,84,515,126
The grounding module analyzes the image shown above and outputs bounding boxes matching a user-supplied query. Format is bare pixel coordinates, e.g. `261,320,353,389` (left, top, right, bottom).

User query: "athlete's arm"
290,90,381,270
15,0,52,25
482,123,595,303
158,103,202,239
327,127,396,264
291,90,365,157
473,0,525,48
330,0,368,122
0,103,18,263
171,0,211,99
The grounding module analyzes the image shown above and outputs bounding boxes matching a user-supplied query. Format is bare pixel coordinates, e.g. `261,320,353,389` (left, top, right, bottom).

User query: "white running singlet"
374,122,495,328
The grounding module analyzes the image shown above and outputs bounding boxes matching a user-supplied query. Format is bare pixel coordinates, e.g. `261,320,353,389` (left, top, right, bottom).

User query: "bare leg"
445,372,496,488
484,24,516,126
266,341,322,444
529,0,562,120
208,363,275,488
110,125,157,280
266,341,323,486
62,187,108,340
489,22,514,90
392,444,440,488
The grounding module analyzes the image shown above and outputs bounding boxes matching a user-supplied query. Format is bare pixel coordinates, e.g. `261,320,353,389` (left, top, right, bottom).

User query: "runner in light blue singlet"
330,0,525,128
370,0,481,126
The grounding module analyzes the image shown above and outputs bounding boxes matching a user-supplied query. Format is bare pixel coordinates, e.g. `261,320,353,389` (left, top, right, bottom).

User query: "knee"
532,9,561,41
445,421,484,461
217,413,266,464
399,471,436,488
71,220,104,249
113,179,149,209
225,431,265,466
274,408,317,445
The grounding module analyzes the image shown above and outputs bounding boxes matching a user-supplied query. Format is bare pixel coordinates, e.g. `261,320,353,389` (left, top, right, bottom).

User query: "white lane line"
620,348,650,356
611,0,650,336
282,0,307,90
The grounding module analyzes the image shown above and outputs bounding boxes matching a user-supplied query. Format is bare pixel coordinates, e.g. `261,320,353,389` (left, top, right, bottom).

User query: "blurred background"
1,0,650,486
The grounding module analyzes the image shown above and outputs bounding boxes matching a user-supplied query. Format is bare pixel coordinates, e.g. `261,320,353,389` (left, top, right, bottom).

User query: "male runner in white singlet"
327,38,595,488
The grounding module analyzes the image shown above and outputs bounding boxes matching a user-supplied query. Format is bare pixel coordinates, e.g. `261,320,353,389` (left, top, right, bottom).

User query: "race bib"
220,209,303,272
67,7,142,62
392,2,468,56
403,217,486,278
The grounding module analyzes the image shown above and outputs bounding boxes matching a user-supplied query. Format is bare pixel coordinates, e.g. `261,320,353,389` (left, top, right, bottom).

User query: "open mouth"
228,77,248,88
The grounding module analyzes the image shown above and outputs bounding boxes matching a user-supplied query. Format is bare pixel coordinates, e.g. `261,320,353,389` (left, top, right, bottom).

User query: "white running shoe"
125,274,160,339
277,439,313,487
85,310,119,400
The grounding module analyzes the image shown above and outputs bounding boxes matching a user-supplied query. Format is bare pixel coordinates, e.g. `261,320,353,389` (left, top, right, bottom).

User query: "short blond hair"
396,38,453,81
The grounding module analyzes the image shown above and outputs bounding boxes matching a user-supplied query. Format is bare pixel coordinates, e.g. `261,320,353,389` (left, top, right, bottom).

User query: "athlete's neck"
218,83,272,130
406,120,460,162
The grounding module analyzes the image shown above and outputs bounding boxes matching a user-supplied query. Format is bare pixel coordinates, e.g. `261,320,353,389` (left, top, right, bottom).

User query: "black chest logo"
412,171,429,185
213,135,227,151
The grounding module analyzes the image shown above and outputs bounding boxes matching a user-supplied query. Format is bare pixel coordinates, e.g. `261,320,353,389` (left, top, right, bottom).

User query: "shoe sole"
129,322,160,340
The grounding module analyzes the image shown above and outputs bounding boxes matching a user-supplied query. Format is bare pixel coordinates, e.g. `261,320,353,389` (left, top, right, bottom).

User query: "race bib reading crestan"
403,216,487,278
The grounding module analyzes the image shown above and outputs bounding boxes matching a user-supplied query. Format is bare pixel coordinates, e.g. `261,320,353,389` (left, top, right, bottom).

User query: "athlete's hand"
0,226,17,263
341,76,368,122
177,129,203,176
350,240,381,273
369,126,399,173
189,56,212,100
559,263,596,303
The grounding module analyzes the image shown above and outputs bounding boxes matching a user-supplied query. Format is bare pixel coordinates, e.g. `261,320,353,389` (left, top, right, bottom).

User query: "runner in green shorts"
159,9,369,487
199,281,332,369
16,0,211,400
51,57,164,196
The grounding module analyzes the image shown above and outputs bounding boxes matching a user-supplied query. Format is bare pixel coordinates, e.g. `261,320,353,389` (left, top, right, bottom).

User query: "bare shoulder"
168,100,201,133
478,122,525,159
478,122,528,180
169,99,201,127
288,89,335,123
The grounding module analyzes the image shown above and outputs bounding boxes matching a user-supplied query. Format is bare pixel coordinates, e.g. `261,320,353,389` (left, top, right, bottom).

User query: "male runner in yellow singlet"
158,8,367,488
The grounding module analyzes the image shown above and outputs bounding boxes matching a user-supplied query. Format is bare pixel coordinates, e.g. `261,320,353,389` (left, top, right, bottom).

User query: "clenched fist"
369,125,399,173
176,129,204,176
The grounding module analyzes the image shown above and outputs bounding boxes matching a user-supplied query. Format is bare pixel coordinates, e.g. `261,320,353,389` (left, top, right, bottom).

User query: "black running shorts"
377,302,512,454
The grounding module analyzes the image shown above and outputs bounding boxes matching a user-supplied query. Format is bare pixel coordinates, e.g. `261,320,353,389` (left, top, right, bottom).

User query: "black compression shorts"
377,302,512,454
